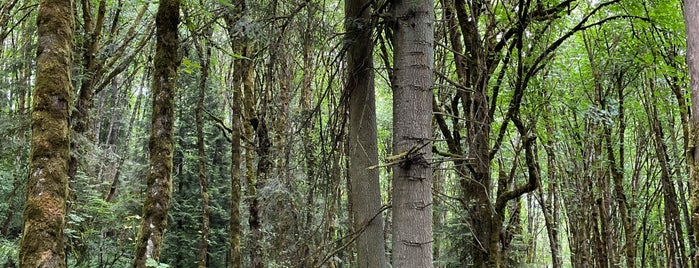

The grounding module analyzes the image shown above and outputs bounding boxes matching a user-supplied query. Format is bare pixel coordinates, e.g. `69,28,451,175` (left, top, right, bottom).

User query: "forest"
2,0,699,267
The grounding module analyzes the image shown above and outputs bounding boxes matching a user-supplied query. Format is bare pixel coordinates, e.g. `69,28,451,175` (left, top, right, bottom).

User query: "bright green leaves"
181,57,201,74
146,258,170,268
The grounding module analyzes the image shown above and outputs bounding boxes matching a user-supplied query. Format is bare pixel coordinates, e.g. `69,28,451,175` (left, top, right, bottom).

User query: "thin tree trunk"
19,0,74,265
131,0,179,265
346,0,388,266
390,0,434,266
433,164,446,267
104,68,147,203
243,87,259,268
194,28,212,268
583,33,613,268
668,72,695,268
299,0,315,179
104,79,125,148
299,5,318,263
436,1,493,264
222,4,263,266
0,0,21,46
248,107,270,268
648,96,689,267
609,81,636,268
222,2,250,266
540,109,562,268
493,121,539,267
228,70,243,268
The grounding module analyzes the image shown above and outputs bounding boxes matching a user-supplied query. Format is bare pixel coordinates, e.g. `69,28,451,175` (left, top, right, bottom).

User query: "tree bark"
346,0,388,266
684,1,699,265
131,0,179,265
540,107,562,268
390,0,434,266
222,2,251,266
19,0,74,265
193,27,212,268
242,69,260,268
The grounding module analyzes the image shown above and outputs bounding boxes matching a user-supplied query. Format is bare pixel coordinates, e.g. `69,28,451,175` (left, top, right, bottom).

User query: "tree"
346,0,388,267
18,0,74,266
390,0,434,266
684,0,699,264
222,1,250,266
0,0,694,266
191,22,213,268
131,0,180,265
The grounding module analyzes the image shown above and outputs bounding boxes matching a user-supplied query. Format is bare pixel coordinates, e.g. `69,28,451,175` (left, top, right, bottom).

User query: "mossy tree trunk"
223,4,244,267
228,49,245,268
19,0,74,266
224,2,256,266
131,0,179,266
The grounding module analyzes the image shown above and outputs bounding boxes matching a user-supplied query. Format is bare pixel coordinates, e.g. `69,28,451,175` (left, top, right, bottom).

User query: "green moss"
19,0,73,266
132,0,180,266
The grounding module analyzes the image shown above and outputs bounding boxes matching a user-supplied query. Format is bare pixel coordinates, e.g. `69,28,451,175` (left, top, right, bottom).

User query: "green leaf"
181,57,201,74
146,258,170,268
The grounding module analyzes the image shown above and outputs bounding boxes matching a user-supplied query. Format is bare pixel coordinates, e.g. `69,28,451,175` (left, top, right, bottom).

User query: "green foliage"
0,0,694,266
0,238,19,266
180,57,201,74
146,258,170,268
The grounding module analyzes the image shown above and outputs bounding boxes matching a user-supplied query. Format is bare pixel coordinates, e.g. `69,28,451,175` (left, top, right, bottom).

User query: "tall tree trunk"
251,107,270,268
610,80,636,268
684,1,699,265
298,4,319,265
19,0,74,265
647,91,688,267
437,0,488,264
346,0,388,266
243,71,260,268
222,2,250,266
131,0,179,265
228,40,246,268
194,28,212,268
668,65,695,267
492,121,539,267
540,108,562,268
228,67,244,268
222,3,263,266
390,0,434,266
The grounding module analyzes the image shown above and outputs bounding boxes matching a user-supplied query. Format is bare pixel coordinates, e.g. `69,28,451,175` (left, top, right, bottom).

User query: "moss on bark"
131,0,179,266
19,0,74,267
